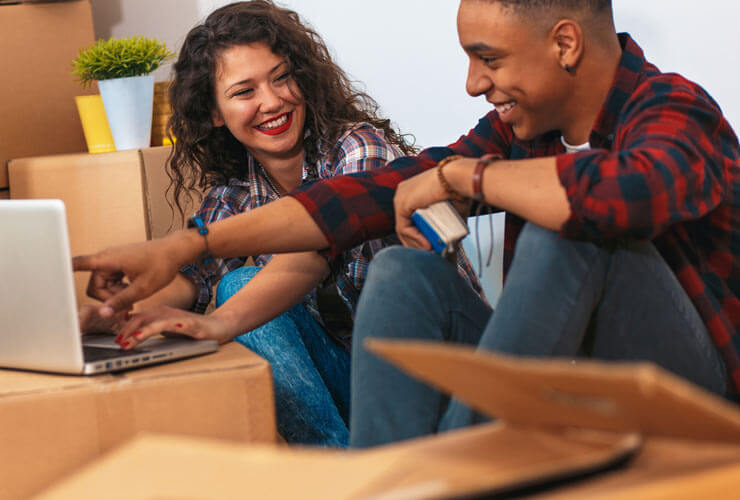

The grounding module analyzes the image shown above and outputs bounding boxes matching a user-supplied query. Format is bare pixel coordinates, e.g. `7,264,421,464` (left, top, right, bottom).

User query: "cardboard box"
0,0,95,188
8,146,202,305
38,340,740,499
0,342,275,500
0,189,8,200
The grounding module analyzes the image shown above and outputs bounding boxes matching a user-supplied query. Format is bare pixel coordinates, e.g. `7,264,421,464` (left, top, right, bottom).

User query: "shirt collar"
588,33,656,148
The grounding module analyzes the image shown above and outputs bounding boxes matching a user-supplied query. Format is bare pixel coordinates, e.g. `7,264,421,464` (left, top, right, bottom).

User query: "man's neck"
561,33,623,145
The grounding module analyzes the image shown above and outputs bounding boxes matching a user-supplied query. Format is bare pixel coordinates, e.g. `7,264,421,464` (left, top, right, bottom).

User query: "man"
75,0,739,448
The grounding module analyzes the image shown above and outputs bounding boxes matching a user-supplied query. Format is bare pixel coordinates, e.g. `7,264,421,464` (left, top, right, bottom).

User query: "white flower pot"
97,75,154,151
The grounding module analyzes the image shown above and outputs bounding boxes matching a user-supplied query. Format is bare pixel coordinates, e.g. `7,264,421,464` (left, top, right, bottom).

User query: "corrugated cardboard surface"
0,0,95,188
8,146,198,306
41,341,740,500
9,151,149,305
139,146,203,239
36,426,641,500
366,339,740,443
0,342,276,500
535,437,740,498
0,189,8,199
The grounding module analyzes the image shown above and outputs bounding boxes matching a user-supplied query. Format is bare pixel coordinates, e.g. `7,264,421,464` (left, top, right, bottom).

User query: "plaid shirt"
182,124,483,335
290,35,740,391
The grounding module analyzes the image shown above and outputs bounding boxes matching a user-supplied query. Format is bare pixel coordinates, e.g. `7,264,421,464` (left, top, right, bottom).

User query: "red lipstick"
255,112,293,136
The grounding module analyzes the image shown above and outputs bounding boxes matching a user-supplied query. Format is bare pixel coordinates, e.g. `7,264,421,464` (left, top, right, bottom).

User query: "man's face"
457,0,570,140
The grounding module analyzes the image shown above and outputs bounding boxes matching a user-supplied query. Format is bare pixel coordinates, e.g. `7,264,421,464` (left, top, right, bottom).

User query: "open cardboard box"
39,340,740,499
0,342,276,500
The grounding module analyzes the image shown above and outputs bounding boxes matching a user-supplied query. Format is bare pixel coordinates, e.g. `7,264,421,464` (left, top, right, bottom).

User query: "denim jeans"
350,223,728,448
216,266,351,447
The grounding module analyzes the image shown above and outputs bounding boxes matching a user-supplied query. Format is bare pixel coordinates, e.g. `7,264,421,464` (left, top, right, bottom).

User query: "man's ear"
212,108,225,127
551,19,583,72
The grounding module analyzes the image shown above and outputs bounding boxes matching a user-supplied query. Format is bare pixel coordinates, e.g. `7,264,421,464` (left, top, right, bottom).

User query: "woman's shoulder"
326,122,401,164
333,122,390,148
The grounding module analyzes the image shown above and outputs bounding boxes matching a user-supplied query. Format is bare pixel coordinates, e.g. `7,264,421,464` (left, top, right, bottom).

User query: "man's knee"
513,222,610,272
366,246,458,292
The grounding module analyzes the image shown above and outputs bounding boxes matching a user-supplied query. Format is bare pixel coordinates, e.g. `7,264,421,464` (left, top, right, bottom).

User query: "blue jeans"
216,266,351,447
350,223,728,448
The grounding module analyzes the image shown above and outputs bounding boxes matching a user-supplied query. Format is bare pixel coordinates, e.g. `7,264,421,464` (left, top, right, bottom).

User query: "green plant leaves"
72,36,175,88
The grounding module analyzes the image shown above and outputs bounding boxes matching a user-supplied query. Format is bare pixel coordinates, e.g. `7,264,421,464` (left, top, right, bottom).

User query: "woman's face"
211,43,306,163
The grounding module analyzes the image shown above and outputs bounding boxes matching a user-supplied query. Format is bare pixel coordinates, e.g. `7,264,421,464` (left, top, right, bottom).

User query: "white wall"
90,0,740,304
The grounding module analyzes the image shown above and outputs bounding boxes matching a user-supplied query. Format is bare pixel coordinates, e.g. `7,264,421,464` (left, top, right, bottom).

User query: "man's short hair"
483,0,612,14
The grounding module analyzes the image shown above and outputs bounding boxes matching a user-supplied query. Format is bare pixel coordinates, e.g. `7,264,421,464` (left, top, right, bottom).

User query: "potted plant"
73,36,174,151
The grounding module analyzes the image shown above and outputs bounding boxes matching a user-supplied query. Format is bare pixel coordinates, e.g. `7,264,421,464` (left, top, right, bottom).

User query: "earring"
564,64,575,74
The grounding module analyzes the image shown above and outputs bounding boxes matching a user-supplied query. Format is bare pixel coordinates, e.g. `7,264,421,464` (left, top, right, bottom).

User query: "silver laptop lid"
0,199,85,373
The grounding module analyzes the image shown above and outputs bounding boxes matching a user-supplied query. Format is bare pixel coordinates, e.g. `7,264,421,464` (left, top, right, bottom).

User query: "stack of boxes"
4,1,740,499
0,3,278,498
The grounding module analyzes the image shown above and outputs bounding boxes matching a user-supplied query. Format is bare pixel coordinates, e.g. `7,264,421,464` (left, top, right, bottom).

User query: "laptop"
0,199,218,375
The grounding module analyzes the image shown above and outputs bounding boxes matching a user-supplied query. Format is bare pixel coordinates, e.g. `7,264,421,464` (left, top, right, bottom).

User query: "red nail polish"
176,323,183,328
115,335,122,344
121,341,130,348
133,331,143,338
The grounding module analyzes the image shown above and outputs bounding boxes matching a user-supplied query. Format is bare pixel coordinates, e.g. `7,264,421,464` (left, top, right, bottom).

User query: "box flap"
138,146,203,240
366,339,740,443
357,423,640,499
38,426,641,500
37,434,401,500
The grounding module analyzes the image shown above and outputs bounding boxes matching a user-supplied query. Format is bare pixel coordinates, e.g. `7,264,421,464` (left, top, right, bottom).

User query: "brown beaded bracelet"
436,155,466,202
471,154,501,202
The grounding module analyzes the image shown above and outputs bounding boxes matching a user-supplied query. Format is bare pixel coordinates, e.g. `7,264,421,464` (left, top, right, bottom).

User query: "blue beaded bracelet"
187,216,214,266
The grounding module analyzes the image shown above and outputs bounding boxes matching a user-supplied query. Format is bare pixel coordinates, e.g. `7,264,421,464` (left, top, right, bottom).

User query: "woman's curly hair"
167,0,416,215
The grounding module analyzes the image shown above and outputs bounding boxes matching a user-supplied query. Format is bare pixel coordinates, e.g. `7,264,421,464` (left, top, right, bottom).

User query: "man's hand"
394,159,474,249
73,234,192,317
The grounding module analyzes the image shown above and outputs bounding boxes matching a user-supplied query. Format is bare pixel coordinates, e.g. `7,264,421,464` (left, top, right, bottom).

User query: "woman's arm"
114,251,330,348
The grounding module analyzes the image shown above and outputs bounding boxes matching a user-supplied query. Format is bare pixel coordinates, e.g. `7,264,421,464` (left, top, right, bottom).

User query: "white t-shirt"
561,136,591,153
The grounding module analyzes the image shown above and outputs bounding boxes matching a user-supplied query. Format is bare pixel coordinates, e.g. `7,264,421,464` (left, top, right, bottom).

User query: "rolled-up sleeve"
558,78,730,241
289,112,513,257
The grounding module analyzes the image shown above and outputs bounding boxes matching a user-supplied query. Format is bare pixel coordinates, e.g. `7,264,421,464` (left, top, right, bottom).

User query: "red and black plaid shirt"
290,34,740,391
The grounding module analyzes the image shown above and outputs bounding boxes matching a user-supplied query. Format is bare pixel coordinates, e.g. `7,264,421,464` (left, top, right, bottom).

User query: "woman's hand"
115,306,237,349
73,232,198,318
78,303,131,335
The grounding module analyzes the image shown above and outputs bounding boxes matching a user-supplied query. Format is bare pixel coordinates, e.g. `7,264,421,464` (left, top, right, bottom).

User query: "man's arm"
393,156,570,249
73,196,328,315
289,110,512,257
74,111,513,314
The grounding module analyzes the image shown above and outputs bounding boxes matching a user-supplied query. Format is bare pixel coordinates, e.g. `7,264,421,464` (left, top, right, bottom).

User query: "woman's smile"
255,111,293,135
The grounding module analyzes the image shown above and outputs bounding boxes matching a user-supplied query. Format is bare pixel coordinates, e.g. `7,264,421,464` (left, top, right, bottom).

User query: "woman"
89,0,416,447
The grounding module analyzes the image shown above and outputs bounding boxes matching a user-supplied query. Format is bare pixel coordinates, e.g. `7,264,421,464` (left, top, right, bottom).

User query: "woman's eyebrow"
270,61,288,73
225,62,287,94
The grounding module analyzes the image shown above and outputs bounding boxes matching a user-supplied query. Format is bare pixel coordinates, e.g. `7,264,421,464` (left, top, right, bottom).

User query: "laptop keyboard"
82,345,148,362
